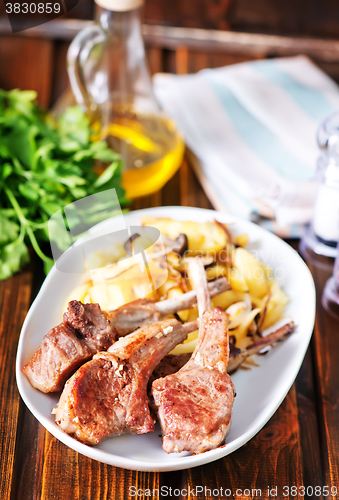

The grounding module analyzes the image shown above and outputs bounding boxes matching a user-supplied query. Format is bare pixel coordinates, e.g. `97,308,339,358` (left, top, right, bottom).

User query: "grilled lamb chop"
54,319,197,445
107,277,230,336
149,354,191,386
151,257,235,454
22,278,227,393
22,301,117,393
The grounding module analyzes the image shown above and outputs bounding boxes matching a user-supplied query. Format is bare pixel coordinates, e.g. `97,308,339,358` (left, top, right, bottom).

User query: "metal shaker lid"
317,112,339,188
317,112,339,150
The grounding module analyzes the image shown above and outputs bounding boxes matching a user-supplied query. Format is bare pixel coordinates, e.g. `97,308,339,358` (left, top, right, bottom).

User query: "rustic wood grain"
8,405,41,500
144,0,232,31
30,429,161,500
228,0,339,39
143,0,339,39
0,36,53,107
132,190,162,211
185,387,304,500
295,347,324,491
2,18,339,82
0,267,32,500
175,47,189,74
50,41,71,107
308,258,339,498
1,20,339,64
2,0,339,38
179,158,213,209
141,25,339,64
145,46,163,75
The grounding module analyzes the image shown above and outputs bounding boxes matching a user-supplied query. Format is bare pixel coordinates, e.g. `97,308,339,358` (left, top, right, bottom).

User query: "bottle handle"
67,24,107,111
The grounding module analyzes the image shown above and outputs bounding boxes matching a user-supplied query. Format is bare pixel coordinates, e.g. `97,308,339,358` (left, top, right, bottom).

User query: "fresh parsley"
0,89,128,280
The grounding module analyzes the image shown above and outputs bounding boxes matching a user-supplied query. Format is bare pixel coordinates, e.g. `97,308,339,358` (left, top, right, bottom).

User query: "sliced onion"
226,294,252,329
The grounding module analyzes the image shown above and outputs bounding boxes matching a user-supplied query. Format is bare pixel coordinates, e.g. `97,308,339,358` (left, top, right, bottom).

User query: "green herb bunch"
0,89,127,280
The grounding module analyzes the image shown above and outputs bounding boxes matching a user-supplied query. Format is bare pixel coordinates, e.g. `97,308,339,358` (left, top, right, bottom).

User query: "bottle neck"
97,6,142,37
91,4,156,114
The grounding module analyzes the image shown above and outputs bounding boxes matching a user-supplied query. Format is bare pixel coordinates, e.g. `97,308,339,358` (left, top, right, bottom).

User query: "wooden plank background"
1,0,339,107
2,0,339,36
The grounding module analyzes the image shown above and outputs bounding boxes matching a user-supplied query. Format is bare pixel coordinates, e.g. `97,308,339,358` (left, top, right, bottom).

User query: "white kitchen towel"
153,55,339,237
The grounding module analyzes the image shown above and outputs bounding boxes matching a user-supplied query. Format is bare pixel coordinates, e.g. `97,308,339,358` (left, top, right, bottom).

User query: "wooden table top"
1,158,339,500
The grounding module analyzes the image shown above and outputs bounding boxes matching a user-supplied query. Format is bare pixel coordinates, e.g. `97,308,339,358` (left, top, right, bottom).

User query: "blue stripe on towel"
204,74,313,181
256,218,275,233
251,60,337,122
289,223,302,238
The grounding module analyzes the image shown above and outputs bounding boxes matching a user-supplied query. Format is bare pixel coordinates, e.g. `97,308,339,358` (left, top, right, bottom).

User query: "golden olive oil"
91,109,184,199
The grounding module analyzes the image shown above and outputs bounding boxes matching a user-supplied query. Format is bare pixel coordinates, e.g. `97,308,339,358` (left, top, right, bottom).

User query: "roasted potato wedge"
141,217,228,254
233,247,269,298
262,281,289,329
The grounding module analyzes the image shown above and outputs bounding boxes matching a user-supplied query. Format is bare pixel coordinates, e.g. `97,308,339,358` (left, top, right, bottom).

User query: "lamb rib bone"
188,256,211,316
54,318,197,445
107,276,230,336
152,320,295,381
151,257,235,454
227,320,295,373
154,277,227,315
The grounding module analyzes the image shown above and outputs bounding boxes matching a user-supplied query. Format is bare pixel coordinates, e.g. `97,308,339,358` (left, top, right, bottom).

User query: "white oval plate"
16,206,315,471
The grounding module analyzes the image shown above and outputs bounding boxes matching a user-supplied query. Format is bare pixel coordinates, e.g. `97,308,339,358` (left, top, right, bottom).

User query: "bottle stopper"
94,0,143,11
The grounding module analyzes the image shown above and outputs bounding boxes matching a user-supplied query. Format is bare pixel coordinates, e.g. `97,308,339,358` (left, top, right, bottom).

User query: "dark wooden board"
1,0,339,38
0,266,33,499
308,257,339,496
0,36,53,107
228,0,339,39
186,387,304,500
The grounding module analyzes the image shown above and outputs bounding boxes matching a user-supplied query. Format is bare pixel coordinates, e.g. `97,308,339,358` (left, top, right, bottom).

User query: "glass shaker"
67,0,184,199
300,112,339,258
322,242,339,320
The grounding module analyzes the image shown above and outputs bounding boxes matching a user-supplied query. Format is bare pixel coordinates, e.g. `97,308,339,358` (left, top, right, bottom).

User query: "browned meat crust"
54,355,153,444
22,301,117,393
148,354,191,417
152,307,235,454
54,319,191,445
150,354,191,384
